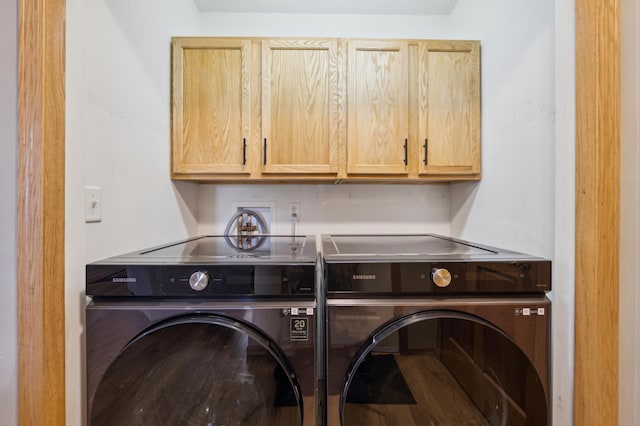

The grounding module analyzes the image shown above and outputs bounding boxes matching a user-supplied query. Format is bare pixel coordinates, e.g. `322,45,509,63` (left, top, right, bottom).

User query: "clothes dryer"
322,234,552,426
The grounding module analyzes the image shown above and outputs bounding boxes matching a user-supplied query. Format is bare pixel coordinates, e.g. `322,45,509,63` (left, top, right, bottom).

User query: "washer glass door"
340,312,548,426
91,315,302,426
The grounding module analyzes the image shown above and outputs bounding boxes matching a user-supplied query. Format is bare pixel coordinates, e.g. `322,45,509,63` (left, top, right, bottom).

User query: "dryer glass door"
340,313,548,426
91,316,303,426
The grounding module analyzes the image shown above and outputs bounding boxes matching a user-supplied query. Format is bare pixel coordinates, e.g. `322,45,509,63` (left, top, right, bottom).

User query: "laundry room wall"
447,3,576,425
65,0,572,425
620,0,640,422
65,1,202,424
197,184,452,236
0,0,18,423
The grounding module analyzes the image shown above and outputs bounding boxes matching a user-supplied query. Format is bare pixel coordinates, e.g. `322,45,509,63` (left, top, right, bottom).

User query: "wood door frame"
17,0,66,424
574,0,620,424
16,0,619,424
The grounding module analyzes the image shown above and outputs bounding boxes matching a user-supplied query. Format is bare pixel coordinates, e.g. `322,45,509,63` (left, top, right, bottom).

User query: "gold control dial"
431,268,452,288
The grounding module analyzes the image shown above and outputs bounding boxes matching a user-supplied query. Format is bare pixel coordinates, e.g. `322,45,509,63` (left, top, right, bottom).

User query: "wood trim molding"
17,0,66,423
574,0,620,424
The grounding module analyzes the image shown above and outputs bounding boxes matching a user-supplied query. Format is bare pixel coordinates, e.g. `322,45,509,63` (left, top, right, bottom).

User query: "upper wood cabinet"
171,38,251,177
346,40,409,175
262,39,340,175
418,40,480,177
170,37,481,182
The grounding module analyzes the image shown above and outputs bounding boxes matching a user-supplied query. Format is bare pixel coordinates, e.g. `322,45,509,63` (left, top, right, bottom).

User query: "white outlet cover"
289,203,301,217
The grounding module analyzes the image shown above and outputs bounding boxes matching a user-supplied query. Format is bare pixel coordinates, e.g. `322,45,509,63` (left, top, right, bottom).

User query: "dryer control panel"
325,260,551,296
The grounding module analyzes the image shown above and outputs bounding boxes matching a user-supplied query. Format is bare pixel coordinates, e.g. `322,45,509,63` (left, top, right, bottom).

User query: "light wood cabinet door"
171,38,251,176
262,39,339,174
347,40,409,175
418,40,480,177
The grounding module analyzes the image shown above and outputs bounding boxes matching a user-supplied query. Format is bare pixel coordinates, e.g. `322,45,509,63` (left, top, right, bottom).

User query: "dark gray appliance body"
86,235,319,426
322,234,552,426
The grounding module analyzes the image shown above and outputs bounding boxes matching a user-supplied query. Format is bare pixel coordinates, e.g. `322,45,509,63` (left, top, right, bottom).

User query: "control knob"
431,267,452,288
189,271,209,291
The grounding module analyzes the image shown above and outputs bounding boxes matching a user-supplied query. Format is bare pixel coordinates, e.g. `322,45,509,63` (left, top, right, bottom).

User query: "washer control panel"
87,264,315,297
188,271,209,291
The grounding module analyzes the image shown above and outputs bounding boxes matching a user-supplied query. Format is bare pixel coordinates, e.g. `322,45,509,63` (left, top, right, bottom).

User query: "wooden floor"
341,354,489,426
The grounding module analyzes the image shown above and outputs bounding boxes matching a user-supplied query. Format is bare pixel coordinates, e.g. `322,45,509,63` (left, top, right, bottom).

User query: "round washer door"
341,311,549,426
91,315,303,426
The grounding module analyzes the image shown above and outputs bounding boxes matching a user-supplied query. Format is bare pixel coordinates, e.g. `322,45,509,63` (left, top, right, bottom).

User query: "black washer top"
95,234,317,265
86,235,317,298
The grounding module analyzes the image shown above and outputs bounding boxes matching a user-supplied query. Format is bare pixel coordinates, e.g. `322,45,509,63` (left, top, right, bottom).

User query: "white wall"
448,1,575,425
446,12,577,383
65,0,202,424
198,184,451,236
0,0,18,424
551,1,577,423
449,0,556,254
67,0,568,424
620,0,640,423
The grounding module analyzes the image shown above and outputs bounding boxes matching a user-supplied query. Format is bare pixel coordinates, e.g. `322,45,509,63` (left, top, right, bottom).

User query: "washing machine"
321,234,552,426
86,235,319,426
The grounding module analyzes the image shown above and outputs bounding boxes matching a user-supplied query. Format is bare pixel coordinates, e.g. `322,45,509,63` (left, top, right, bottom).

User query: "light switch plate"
85,186,102,223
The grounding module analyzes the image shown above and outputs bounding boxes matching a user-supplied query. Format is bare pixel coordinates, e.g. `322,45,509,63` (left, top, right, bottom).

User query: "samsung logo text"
112,277,137,283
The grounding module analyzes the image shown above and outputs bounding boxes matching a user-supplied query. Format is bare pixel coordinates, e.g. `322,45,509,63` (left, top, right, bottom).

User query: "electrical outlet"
289,203,300,221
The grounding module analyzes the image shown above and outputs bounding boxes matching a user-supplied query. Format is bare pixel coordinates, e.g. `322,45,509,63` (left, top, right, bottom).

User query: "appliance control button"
431,268,452,288
189,271,209,291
